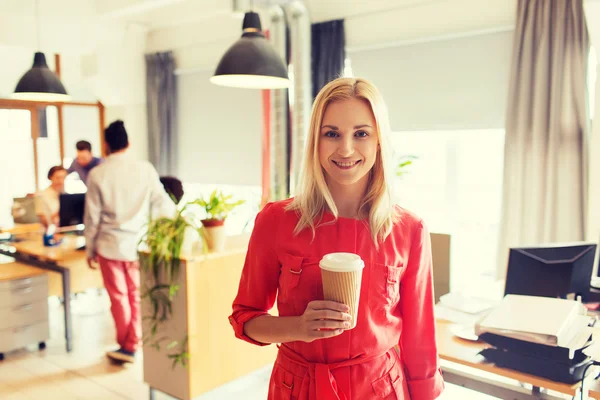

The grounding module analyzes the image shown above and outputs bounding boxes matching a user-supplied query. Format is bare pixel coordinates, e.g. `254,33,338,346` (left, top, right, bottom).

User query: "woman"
229,77,444,399
35,165,67,227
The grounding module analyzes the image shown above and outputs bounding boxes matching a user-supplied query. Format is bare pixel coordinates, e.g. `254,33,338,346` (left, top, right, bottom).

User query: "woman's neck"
50,185,63,193
327,176,369,219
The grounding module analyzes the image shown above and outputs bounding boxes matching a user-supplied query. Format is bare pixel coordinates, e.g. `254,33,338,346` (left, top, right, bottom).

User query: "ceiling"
0,0,517,32
0,0,519,53
97,0,514,30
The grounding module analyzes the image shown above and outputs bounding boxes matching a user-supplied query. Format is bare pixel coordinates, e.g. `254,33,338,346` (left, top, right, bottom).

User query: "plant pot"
202,219,226,252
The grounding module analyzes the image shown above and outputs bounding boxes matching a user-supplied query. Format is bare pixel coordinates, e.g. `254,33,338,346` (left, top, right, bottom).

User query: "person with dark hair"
66,140,102,185
35,165,67,226
159,176,184,204
84,120,175,364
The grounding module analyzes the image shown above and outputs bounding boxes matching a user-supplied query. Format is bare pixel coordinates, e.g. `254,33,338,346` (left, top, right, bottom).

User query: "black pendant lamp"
13,0,70,102
210,11,290,89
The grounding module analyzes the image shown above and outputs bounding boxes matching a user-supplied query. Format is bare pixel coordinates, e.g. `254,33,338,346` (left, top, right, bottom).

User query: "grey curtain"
146,51,177,176
311,19,345,99
497,0,590,279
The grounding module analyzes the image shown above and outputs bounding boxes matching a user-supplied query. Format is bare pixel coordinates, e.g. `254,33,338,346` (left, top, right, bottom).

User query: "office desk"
437,320,583,399
0,234,103,353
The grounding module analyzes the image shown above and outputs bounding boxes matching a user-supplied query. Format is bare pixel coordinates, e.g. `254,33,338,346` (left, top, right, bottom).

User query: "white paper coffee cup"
320,253,364,329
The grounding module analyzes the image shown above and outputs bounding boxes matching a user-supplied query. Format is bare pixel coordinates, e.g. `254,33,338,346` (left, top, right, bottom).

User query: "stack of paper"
475,295,591,354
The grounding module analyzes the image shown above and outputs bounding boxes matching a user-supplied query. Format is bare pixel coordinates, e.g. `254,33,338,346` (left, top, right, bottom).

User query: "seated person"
35,166,67,227
67,140,102,186
159,176,184,205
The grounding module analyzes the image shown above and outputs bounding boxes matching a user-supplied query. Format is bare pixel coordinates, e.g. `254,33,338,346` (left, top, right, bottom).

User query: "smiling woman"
230,77,444,400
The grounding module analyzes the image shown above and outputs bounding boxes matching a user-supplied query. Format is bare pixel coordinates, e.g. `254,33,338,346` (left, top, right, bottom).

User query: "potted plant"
138,201,209,370
191,189,245,252
138,198,274,399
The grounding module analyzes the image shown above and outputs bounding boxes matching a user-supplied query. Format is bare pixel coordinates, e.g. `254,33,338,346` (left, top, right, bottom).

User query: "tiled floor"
0,290,497,400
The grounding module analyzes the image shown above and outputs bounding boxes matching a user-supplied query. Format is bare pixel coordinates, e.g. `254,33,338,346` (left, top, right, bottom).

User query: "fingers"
309,319,351,331
306,301,352,322
300,301,354,343
310,309,352,321
308,300,349,312
87,258,98,269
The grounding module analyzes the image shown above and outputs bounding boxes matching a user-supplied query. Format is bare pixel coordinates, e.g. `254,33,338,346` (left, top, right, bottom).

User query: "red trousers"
98,254,141,352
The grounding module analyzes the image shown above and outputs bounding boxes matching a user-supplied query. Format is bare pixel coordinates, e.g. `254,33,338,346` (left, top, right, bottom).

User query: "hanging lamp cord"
34,0,41,51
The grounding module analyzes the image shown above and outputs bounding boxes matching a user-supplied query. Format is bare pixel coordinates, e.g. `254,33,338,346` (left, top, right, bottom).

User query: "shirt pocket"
371,353,406,399
371,262,404,309
278,253,321,311
269,363,304,400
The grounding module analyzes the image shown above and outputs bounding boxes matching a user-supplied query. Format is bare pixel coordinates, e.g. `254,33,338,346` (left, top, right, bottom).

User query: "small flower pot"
201,219,226,252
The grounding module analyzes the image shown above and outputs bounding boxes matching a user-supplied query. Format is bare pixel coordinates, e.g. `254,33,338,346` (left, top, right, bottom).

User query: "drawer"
0,275,48,307
0,300,48,329
0,273,47,292
0,320,49,353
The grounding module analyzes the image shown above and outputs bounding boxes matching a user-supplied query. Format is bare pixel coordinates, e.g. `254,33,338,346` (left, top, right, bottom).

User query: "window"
390,130,505,290
0,110,35,227
0,99,104,228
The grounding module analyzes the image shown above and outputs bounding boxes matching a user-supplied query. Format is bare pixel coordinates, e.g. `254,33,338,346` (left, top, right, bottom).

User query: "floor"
0,290,496,400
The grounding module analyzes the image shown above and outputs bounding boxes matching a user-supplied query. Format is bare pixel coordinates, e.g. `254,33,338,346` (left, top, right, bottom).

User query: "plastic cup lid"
319,252,365,272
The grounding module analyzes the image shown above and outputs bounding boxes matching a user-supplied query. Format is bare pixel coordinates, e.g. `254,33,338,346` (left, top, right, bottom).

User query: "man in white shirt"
84,120,175,363
35,166,67,227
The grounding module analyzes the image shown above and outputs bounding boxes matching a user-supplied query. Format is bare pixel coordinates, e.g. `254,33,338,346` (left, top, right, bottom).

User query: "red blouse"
229,199,444,400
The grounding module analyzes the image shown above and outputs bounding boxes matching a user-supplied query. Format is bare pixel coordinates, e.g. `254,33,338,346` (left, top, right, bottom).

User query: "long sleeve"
229,203,281,346
66,160,76,174
84,172,102,259
148,166,176,218
399,220,444,399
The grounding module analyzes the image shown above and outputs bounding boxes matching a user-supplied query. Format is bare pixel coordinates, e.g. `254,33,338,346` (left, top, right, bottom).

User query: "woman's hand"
297,300,352,343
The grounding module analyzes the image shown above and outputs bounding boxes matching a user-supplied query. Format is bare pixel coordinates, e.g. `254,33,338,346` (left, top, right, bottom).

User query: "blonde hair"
286,77,398,245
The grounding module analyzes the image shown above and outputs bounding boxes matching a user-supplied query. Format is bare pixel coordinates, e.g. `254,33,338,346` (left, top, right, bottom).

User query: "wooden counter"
142,234,278,400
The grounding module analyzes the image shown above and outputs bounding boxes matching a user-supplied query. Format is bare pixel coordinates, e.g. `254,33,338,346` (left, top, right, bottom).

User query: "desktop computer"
504,243,597,302
59,193,86,227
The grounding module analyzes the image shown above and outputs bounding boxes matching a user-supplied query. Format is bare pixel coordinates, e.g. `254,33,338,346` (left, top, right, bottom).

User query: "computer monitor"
504,243,597,301
12,197,38,224
59,193,85,227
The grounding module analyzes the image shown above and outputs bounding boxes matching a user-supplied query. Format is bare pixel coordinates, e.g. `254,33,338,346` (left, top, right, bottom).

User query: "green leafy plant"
190,189,246,222
396,155,418,177
139,201,209,369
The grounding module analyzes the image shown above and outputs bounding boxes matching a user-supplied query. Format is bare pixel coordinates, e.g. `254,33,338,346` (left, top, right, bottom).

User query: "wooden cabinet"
0,262,49,360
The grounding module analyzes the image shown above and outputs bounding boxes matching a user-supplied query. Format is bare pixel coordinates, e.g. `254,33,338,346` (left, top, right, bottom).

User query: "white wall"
176,70,262,186
146,12,241,72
